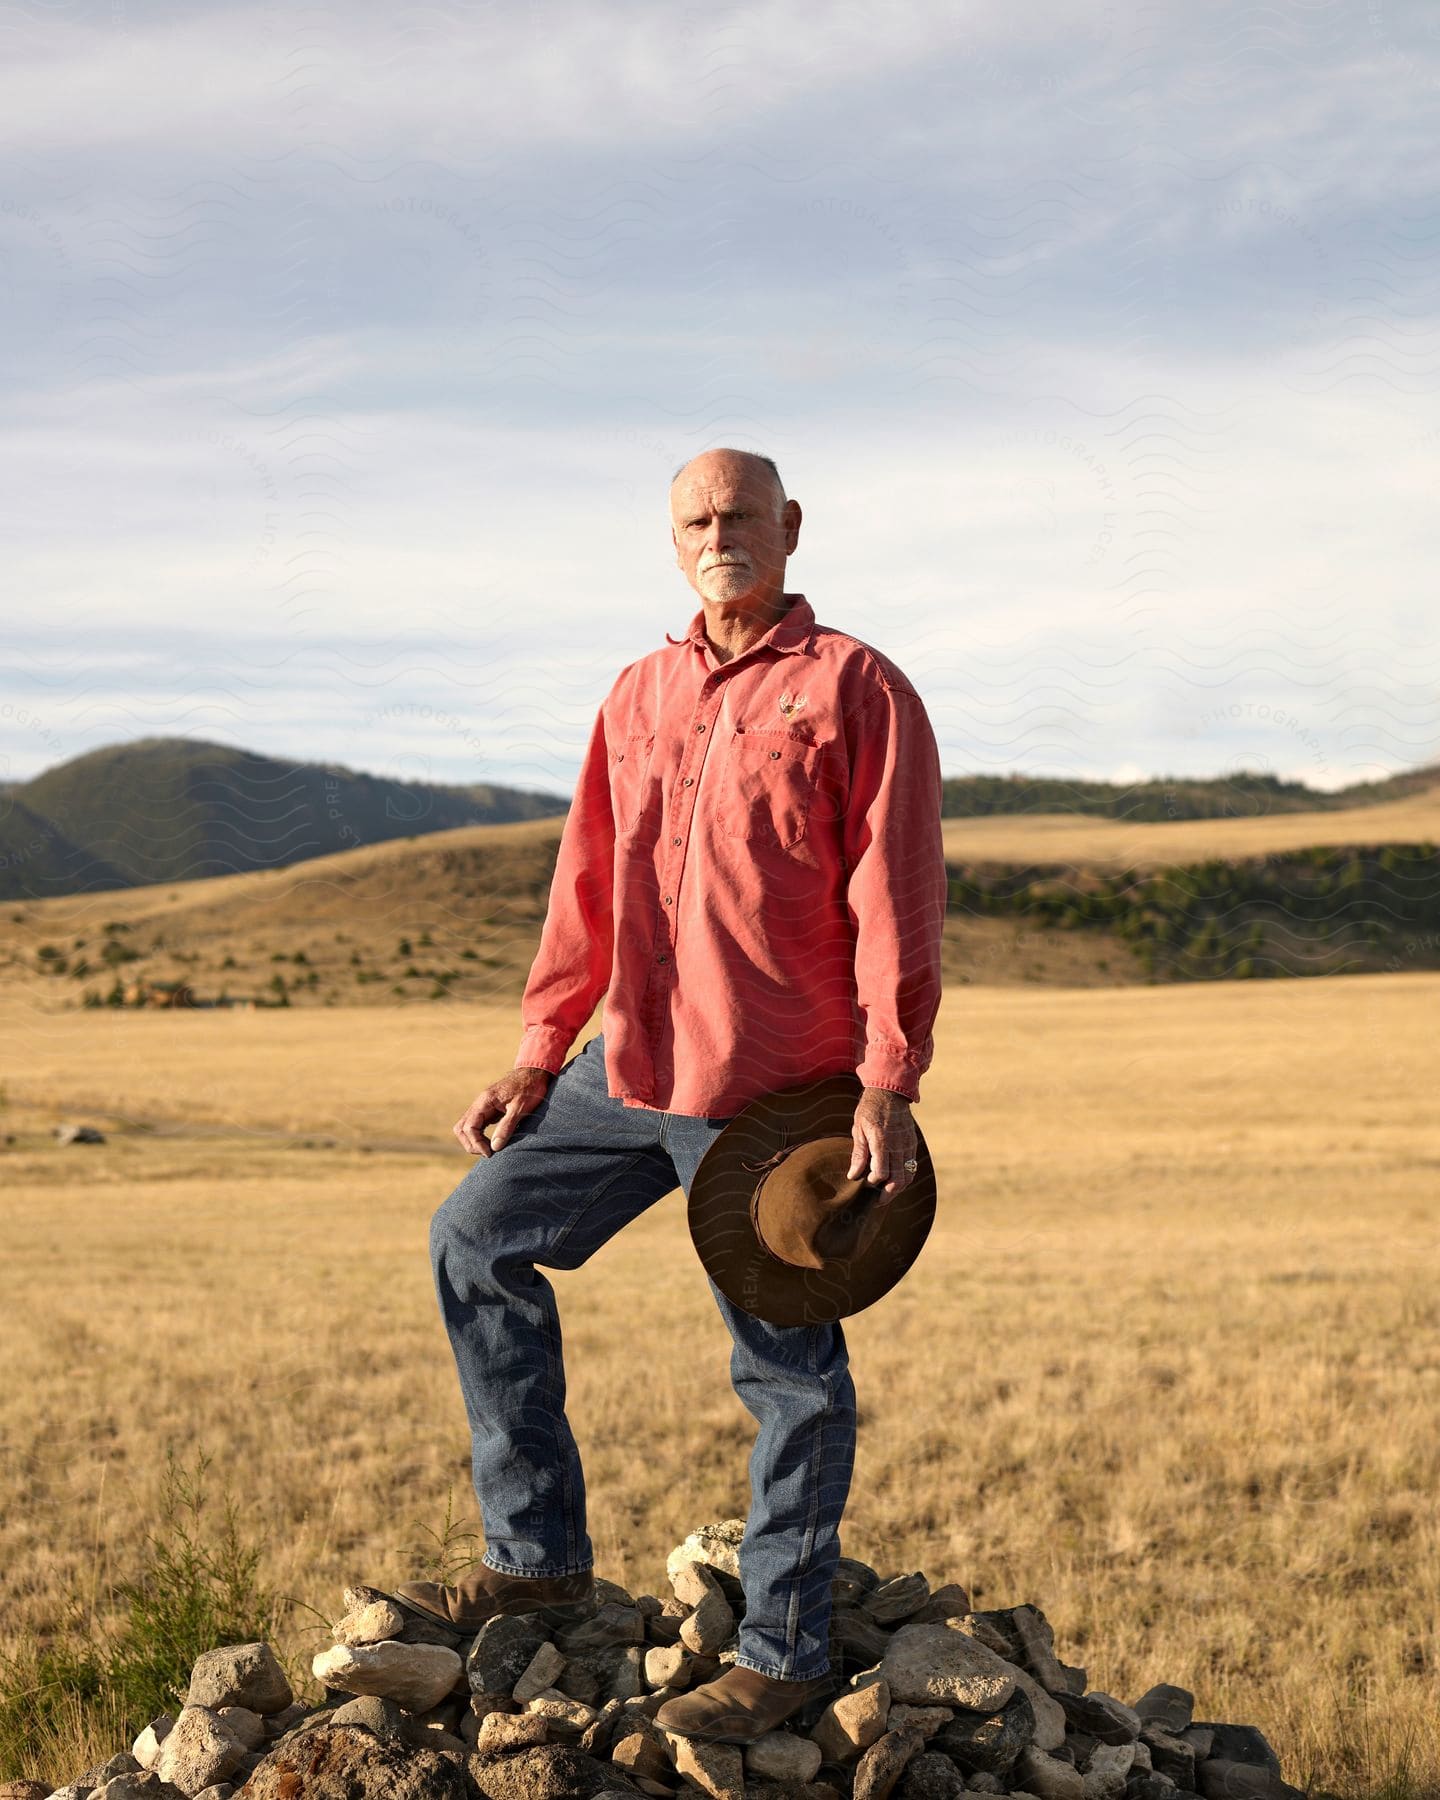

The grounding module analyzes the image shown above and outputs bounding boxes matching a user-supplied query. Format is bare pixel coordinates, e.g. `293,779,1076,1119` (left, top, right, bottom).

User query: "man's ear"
671,525,682,566
783,498,802,555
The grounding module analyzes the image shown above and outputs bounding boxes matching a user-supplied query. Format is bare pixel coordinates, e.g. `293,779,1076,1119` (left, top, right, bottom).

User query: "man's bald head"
671,448,786,516
669,448,801,611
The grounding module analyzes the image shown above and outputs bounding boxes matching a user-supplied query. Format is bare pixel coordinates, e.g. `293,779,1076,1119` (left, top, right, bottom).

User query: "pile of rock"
1,1519,1304,1800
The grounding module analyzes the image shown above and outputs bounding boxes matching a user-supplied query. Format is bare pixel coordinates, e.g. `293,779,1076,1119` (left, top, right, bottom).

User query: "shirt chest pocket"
609,731,655,833
719,727,823,852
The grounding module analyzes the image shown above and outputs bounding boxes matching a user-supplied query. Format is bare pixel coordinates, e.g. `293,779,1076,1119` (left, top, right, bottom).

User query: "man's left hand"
848,1087,918,1198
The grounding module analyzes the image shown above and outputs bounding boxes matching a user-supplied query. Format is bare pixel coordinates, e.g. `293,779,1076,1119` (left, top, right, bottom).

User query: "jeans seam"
781,1371,828,1673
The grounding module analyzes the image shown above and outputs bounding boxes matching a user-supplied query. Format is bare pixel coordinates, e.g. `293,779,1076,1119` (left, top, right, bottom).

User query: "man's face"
670,454,801,608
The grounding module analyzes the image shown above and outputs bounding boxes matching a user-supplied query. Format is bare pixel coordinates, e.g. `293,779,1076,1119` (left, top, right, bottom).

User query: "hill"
0,736,569,901
2,766,1437,1006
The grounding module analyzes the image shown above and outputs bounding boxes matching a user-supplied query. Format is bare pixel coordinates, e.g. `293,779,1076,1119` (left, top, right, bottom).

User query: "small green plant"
0,1446,283,1786
403,1487,480,1586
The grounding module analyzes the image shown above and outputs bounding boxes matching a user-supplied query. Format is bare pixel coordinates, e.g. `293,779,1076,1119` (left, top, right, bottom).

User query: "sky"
3,0,1437,800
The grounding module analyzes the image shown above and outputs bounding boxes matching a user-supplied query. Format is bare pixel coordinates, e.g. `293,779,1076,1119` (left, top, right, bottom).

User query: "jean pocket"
609,732,655,833
720,727,822,852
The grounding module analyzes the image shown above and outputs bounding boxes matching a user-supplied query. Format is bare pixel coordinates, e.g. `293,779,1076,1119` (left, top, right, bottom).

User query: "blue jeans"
428,1031,855,1679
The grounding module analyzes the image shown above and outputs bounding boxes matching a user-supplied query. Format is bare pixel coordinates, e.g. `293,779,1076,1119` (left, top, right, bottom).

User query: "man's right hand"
454,1066,553,1157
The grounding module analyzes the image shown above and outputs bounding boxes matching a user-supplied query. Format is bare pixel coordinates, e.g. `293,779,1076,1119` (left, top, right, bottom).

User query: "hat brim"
688,1073,936,1326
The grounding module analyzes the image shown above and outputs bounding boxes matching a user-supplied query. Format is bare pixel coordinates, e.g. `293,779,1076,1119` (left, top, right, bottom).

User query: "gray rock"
897,1751,970,1799
880,1624,1017,1711
1056,1694,1142,1746
92,1777,188,1800
965,1775,1006,1795
1009,1668,1068,1754
557,1604,647,1655
467,1614,549,1694
933,1684,1035,1773
1125,1776,1182,1800
1196,1763,1293,1800
214,1708,264,1752
0,1782,57,1800
1131,1687,1193,1736
57,1123,106,1143
328,1695,409,1738
153,1706,248,1796
666,1520,746,1585
1013,1745,1085,1800
678,1588,736,1656
864,1575,931,1626
854,1725,926,1800
77,1756,141,1785
1194,1726,1280,1774
1139,1727,1196,1788
1081,1743,1135,1800
186,1643,293,1715
811,1675,891,1763
831,1607,896,1673
745,1731,824,1784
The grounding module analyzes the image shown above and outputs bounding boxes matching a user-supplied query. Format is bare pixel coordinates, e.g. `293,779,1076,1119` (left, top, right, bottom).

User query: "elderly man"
393,448,947,1743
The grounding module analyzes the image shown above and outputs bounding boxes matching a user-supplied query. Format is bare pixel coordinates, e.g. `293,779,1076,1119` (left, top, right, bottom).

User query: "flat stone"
313,1640,463,1712
880,1625,1017,1711
853,1725,926,1800
831,1608,894,1672
1013,1746,1085,1800
467,1614,549,1694
864,1575,931,1625
811,1677,891,1762
746,1731,824,1784
513,1641,568,1702
524,1693,599,1738
1131,1687,1194,1736
93,1778,189,1800
332,1600,407,1647
611,1728,676,1790
965,1774,1006,1795
186,1644,293,1715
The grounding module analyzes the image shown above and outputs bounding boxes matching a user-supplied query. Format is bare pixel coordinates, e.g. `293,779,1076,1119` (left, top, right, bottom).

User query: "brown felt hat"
688,1072,936,1326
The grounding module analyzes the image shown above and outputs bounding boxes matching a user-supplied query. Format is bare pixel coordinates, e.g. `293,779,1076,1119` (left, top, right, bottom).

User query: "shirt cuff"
514,1025,575,1075
855,1046,924,1103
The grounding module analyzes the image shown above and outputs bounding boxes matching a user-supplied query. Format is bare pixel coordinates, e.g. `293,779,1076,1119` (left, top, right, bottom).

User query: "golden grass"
2,976,1437,1795
940,785,1440,870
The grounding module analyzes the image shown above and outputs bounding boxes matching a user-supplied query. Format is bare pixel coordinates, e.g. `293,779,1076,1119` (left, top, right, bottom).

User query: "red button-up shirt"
513,592,947,1116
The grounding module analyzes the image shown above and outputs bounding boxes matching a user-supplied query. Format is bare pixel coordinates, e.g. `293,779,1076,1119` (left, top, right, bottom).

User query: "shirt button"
663,895,672,904
672,836,681,845
656,953,669,963
682,777,693,786
695,723,706,733
769,749,780,759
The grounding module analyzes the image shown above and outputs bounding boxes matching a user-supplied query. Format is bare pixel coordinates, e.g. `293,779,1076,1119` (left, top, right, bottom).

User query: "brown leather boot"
653,1663,834,1744
390,1562,597,1634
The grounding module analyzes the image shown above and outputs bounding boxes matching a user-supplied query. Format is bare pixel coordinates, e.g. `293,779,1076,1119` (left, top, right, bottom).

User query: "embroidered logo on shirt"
777,690,807,719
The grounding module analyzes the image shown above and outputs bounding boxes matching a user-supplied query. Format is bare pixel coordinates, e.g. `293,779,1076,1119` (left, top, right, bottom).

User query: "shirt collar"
665,593,814,659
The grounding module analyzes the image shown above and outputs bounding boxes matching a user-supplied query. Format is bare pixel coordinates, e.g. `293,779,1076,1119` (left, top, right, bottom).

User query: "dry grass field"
2,971,1437,1795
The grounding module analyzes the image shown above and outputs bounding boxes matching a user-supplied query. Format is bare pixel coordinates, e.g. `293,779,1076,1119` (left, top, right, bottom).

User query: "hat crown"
749,1134,887,1271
